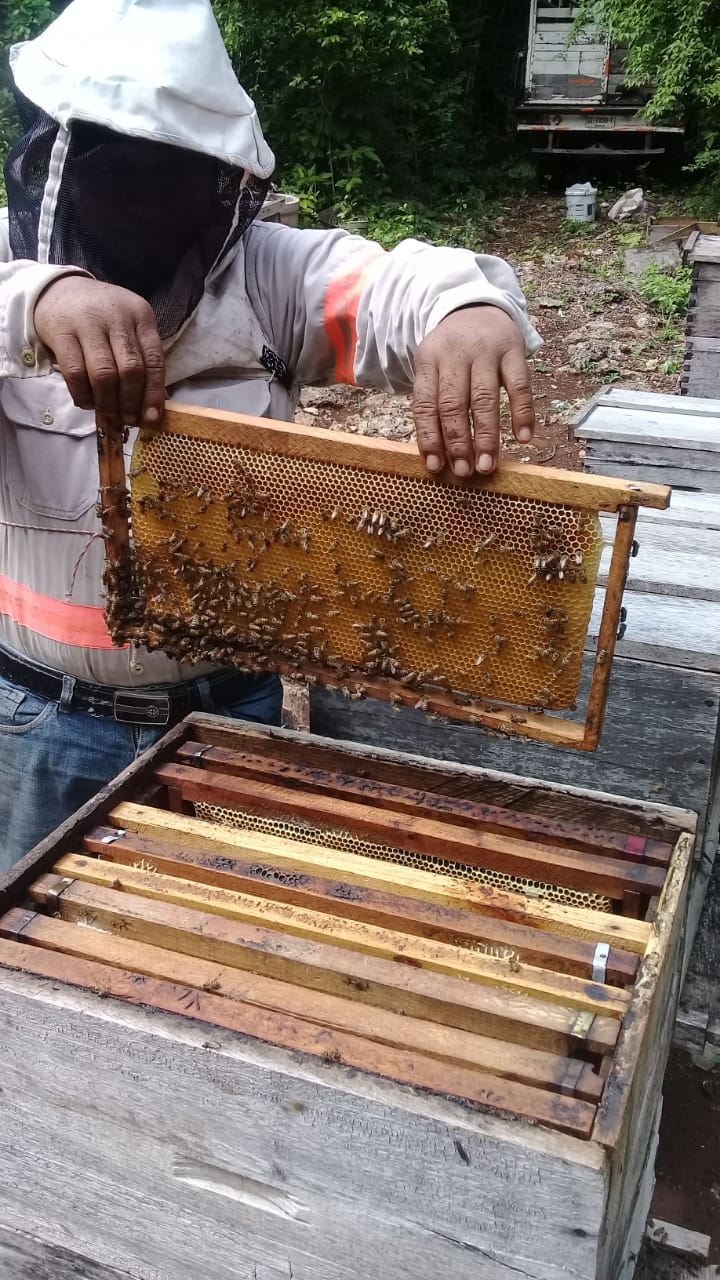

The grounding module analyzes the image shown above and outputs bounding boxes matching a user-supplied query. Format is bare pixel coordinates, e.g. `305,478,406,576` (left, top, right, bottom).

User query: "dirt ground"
296,193,685,469
651,1051,720,1266
299,195,720,1276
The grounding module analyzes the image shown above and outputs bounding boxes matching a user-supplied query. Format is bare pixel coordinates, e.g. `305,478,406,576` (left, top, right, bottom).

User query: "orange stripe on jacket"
323,247,387,384
0,575,122,650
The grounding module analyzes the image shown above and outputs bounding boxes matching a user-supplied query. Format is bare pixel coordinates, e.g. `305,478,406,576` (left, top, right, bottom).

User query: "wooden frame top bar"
163,404,671,513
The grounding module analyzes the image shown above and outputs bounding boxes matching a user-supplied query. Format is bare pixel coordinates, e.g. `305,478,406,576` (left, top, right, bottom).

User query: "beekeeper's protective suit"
0,0,540,867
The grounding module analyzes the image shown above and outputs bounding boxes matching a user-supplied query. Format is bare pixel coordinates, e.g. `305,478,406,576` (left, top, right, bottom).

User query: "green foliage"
0,0,68,202
575,0,720,171
636,263,692,321
684,171,720,219
366,201,438,248
0,1,535,216
365,189,491,251
213,0,458,197
1,1,60,44
212,0,530,207
617,228,644,248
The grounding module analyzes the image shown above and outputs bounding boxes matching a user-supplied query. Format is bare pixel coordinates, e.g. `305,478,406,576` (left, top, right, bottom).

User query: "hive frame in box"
0,715,696,1280
97,405,669,751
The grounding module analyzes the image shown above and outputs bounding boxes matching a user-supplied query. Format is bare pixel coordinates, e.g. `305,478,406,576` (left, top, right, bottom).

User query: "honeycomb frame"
97,405,670,751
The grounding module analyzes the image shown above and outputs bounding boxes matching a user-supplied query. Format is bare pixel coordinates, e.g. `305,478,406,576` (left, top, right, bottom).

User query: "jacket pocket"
0,377,99,521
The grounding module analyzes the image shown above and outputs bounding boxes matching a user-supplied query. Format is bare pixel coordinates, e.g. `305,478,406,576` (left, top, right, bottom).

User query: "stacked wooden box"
683,233,720,400
0,714,694,1280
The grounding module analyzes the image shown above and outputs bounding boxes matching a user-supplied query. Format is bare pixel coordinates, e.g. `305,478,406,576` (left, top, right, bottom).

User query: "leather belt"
0,646,258,728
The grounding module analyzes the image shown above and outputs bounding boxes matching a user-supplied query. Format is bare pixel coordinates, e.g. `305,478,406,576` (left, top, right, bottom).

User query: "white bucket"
565,182,597,222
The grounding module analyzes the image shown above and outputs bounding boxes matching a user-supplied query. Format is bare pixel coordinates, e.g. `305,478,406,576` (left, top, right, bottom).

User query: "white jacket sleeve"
244,220,541,392
0,210,89,379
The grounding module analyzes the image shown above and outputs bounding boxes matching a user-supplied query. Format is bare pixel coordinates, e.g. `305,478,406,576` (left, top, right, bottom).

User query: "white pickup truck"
517,0,683,156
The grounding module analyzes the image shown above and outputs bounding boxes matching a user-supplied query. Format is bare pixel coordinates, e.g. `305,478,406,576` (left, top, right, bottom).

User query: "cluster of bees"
529,515,587,585
99,462,591,717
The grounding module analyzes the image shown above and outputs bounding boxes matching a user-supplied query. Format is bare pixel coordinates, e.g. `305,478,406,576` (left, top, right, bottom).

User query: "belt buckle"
113,690,172,727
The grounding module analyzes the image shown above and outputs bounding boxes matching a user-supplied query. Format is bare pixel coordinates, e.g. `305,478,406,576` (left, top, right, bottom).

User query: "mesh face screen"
4,93,59,263
5,96,268,339
124,429,604,712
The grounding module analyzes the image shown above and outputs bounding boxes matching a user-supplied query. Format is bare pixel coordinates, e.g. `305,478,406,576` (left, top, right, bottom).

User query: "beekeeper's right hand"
34,276,166,428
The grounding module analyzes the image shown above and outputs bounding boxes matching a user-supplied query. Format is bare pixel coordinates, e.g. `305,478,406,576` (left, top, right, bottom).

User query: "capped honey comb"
97,405,670,750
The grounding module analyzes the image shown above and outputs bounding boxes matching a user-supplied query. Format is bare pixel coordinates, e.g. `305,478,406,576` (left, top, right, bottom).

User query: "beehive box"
0,715,694,1280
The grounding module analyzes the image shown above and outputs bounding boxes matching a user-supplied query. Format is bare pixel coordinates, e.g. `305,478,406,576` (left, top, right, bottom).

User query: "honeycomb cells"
127,430,605,710
194,802,613,914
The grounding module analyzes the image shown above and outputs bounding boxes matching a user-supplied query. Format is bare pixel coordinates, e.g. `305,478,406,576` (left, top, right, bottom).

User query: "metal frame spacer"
100,828,127,845
569,1009,596,1049
592,942,610,984
45,876,74,910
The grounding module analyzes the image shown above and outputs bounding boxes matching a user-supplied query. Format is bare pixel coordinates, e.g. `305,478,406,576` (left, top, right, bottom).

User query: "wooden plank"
46,859,633,1016
686,336,720,353
686,310,720,338
597,836,691,1133
616,1103,661,1280
645,1220,712,1263
173,740,673,868
0,971,607,1280
0,936,597,1137
682,374,720,403
692,260,720,280
0,910,604,1102
689,234,720,264
111,800,654,953
576,387,720,418
162,404,670,512
596,833,694,1274
22,877,622,1055
185,714,695,837
586,439,720,478
598,518,720,601
624,490,720,530
0,1224,131,1280
588,590,720,672
584,503,638,750
154,762,667,903
85,827,639,984
577,409,720,450
586,456,720,492
308,662,712,837
689,274,720,300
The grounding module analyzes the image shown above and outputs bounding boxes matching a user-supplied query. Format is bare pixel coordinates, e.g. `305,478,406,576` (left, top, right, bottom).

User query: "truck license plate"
586,114,616,128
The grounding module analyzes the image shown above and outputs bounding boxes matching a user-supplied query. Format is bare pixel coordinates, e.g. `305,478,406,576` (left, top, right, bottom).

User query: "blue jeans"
0,670,282,874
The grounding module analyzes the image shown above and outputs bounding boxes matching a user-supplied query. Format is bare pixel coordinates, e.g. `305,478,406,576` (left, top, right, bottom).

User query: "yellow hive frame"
97,405,669,751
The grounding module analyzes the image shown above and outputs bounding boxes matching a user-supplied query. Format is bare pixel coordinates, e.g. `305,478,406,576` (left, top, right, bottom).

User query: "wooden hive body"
0,715,694,1280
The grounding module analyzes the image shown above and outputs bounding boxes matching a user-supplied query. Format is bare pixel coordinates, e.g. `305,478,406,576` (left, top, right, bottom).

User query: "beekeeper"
0,0,540,867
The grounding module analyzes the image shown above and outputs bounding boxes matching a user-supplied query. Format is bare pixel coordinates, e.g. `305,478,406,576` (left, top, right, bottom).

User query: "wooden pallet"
0,714,695,1279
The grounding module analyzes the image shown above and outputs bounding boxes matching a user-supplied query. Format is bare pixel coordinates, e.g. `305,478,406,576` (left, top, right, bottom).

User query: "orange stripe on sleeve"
0,574,123,650
323,247,387,384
